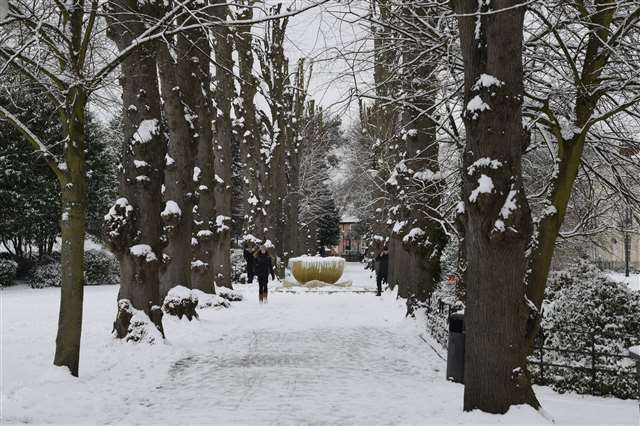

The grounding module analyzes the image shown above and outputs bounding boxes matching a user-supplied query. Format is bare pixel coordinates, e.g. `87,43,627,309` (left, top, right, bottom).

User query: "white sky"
91,1,371,126
278,0,371,124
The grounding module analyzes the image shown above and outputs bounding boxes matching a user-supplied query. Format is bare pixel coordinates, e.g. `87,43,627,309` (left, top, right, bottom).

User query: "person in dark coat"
243,242,256,283
254,245,275,303
374,246,389,296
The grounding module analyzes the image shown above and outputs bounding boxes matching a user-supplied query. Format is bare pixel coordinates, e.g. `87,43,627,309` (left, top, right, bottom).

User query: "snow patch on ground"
606,272,640,292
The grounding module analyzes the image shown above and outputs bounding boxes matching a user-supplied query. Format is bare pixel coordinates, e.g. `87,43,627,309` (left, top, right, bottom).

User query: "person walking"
374,246,389,296
243,242,256,284
254,245,275,303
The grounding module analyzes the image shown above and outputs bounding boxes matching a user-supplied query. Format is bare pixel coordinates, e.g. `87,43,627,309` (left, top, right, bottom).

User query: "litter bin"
446,312,465,383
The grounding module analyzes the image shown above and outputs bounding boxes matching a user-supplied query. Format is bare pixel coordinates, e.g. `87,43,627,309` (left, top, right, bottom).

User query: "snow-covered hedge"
192,289,230,309
538,259,640,398
113,299,164,344
216,285,243,302
163,285,199,320
0,258,18,287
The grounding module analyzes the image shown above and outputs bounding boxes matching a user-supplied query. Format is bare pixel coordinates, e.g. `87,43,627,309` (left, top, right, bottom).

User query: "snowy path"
2,263,638,425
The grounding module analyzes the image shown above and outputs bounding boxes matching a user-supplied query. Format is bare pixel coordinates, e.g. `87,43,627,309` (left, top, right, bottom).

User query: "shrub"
28,256,61,288
537,259,640,398
85,249,119,286
0,258,18,287
216,285,243,302
163,286,199,320
192,289,230,309
230,249,246,283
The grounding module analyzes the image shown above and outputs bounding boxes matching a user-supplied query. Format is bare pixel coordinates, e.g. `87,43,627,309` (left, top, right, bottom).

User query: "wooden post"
591,331,598,394
627,347,640,403
539,330,545,385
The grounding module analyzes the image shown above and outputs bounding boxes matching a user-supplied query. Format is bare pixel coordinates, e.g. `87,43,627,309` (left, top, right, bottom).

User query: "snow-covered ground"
1,263,637,425
606,271,640,292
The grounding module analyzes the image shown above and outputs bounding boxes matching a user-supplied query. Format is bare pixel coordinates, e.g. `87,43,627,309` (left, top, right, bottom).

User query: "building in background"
334,215,365,261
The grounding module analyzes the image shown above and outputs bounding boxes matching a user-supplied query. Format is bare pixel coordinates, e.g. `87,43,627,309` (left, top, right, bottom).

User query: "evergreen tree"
0,83,118,259
317,186,340,249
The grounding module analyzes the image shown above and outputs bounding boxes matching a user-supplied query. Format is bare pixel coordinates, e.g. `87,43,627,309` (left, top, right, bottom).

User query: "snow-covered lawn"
1,263,637,425
606,271,640,292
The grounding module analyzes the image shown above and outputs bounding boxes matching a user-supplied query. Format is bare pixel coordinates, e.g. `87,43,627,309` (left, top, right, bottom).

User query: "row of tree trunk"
104,0,235,338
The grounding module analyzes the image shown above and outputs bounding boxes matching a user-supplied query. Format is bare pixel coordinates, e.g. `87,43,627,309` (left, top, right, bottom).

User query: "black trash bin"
446,311,465,383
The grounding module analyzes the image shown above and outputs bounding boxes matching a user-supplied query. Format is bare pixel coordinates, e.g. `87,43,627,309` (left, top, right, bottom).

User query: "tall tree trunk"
105,1,165,337
211,0,234,288
451,0,538,413
283,59,307,260
156,37,197,299
232,1,263,240
54,87,88,376
388,3,447,311
188,5,216,294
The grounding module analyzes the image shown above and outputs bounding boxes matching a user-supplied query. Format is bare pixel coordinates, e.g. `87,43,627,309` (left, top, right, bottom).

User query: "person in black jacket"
254,245,275,303
374,246,389,296
243,242,256,283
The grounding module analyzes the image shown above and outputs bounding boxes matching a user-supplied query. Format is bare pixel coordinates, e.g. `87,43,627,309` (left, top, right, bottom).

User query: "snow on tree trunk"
387,4,447,313
452,0,538,413
156,34,197,300
183,16,216,295
211,1,234,289
232,1,263,239
105,1,166,339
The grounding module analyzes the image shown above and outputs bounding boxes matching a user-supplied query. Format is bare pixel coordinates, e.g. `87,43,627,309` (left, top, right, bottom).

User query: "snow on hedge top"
165,285,197,303
132,119,159,144
288,256,345,270
129,244,157,262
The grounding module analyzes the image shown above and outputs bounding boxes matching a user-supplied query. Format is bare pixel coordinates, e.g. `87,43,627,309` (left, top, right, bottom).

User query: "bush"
27,249,119,288
231,249,246,283
192,289,230,309
0,258,18,287
538,259,640,398
216,285,243,302
85,249,119,286
28,255,62,288
163,286,199,320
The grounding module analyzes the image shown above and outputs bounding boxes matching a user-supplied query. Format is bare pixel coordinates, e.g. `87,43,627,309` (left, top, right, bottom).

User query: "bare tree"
0,0,109,376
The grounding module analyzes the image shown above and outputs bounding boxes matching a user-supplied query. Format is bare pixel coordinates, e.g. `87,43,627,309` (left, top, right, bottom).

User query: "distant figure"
375,246,389,296
254,245,275,303
243,242,256,283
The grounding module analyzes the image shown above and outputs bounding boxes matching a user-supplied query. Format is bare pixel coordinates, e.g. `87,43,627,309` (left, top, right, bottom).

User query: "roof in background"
340,215,360,223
